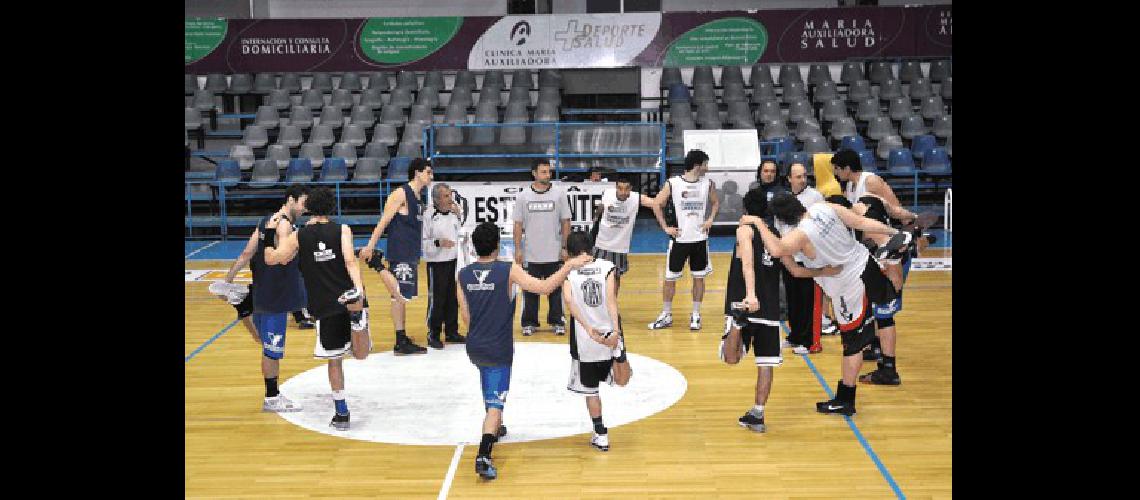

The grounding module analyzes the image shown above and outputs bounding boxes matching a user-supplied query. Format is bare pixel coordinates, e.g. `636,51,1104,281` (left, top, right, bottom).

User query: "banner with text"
186,5,950,73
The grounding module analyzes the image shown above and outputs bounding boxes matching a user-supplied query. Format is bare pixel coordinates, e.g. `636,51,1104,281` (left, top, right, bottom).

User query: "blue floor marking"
185,319,240,363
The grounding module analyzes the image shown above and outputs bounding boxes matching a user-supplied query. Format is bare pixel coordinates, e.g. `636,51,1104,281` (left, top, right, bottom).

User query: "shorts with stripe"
478,364,512,410
567,359,614,395
665,240,712,281
723,316,782,367
253,312,288,360
874,253,912,319
313,312,352,359
592,248,629,276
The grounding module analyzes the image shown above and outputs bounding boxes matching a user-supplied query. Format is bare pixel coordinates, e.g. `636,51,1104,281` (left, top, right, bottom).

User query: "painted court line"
781,322,906,499
185,319,240,363
438,443,465,500
185,241,220,259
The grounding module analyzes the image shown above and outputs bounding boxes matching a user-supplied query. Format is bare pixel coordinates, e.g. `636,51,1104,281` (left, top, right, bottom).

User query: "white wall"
266,0,508,18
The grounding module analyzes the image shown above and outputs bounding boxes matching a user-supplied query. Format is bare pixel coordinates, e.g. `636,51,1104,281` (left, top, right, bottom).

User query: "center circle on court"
277,342,687,445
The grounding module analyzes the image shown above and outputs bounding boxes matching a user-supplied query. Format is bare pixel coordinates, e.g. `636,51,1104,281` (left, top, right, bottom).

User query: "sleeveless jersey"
251,213,307,313
667,176,710,243
724,222,782,324
566,258,617,362
796,203,870,299
594,188,639,254
844,171,872,205
387,183,424,262
460,260,516,366
296,222,353,319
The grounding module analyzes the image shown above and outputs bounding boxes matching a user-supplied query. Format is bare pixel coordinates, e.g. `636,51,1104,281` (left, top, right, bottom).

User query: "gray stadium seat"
310,124,336,147
508,85,532,107
932,115,952,139
300,89,325,110
279,73,302,92
840,62,864,84
310,73,334,91
192,89,218,112
782,81,807,103
389,87,414,108
930,60,952,83
828,117,858,146
418,86,441,108
443,102,468,124
813,80,839,104
330,89,354,110
750,64,774,87
855,97,881,122
866,116,895,141
342,123,368,147
693,66,715,87
482,70,504,89
751,82,777,103
372,124,399,145
876,135,904,160
423,70,445,90
908,78,933,101
898,61,924,84
361,88,385,108
727,101,752,128
946,135,952,157
661,67,683,89
899,115,928,140
449,86,474,108
379,104,406,126
820,98,848,123
721,66,745,87
468,110,498,145
332,142,358,168
186,74,200,94
722,82,747,103
185,107,202,129
762,121,790,140
868,62,893,85
878,78,903,101
940,76,952,100
340,72,362,91
538,69,562,88
436,123,464,146
534,102,559,122
920,96,945,120
779,64,804,88
277,125,303,148
397,141,423,158
697,103,722,129
353,157,384,182
888,97,914,122
318,105,344,129
692,83,716,105
250,160,280,186
801,135,830,154
753,101,782,124
267,144,290,168
266,89,293,111
205,74,228,92
288,106,313,129
454,70,477,90
366,71,391,91
363,142,391,163
229,74,253,93
499,113,528,145
349,105,375,128
242,124,269,148
253,73,277,93
510,69,533,89
397,71,419,90
300,142,325,168
786,99,813,124
407,104,433,126
847,80,872,103
477,85,502,107
229,144,255,170
808,64,833,86
669,101,692,124
537,86,560,106
796,118,823,141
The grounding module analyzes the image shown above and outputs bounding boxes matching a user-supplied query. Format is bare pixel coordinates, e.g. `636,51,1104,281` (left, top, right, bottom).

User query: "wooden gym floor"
186,248,951,498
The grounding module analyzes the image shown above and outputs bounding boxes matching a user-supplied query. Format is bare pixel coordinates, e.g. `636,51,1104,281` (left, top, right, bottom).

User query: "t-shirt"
512,184,571,263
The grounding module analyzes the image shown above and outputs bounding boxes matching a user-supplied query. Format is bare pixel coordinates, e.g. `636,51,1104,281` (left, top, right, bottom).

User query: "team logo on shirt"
528,200,555,212
467,269,495,291
581,279,603,307
681,189,699,198
393,263,415,283
313,240,336,262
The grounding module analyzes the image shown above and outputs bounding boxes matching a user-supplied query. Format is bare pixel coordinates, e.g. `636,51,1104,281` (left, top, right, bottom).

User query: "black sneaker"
738,411,766,432
427,334,444,350
862,347,882,361
444,333,467,344
816,398,856,416
475,455,497,480
498,425,508,438
297,318,315,330
394,337,427,356
330,412,350,431
859,368,901,385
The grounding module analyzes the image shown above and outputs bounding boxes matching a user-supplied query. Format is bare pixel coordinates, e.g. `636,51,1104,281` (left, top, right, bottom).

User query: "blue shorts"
388,260,418,300
874,254,912,319
477,364,512,410
253,312,289,360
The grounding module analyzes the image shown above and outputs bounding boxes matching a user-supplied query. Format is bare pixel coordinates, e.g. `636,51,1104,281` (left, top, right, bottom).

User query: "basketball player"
513,159,572,336
360,158,433,355
590,175,669,295
648,149,720,331
264,187,372,431
217,184,309,412
784,163,826,354
723,188,840,431
457,222,593,480
563,232,631,452
749,193,911,415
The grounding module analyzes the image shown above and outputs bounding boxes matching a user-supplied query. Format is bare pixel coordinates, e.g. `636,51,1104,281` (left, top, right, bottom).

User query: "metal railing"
944,187,952,235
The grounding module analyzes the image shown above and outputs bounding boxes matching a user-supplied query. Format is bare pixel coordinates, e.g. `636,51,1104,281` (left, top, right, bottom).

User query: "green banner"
185,19,228,64
359,17,462,65
664,17,767,67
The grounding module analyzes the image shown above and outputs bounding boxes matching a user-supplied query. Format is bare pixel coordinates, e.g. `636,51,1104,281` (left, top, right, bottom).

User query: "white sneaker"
263,394,302,413
690,313,702,330
648,312,673,330
792,345,810,355
590,432,610,451
781,338,792,349
821,316,838,335
522,325,536,336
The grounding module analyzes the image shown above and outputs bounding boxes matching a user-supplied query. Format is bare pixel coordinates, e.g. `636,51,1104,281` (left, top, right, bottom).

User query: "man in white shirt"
590,175,669,295
423,182,466,349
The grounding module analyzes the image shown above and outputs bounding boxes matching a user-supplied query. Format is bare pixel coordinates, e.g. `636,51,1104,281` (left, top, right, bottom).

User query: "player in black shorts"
265,187,373,431
722,188,841,431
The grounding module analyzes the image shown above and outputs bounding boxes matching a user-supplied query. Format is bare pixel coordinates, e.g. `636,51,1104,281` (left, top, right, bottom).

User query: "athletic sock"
692,302,702,315
751,404,764,416
881,355,896,371
837,382,857,405
478,433,496,456
395,329,406,343
264,377,279,398
661,302,672,315
592,416,607,435
332,390,348,415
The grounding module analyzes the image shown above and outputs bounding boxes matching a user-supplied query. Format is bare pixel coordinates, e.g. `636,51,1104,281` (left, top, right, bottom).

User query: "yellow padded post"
813,153,842,197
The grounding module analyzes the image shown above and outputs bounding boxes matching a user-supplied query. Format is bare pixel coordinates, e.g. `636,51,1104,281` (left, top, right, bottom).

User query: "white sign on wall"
682,129,762,170
468,13,661,69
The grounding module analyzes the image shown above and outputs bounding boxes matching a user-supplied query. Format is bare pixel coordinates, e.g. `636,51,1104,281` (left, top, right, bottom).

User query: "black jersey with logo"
724,222,782,322
297,222,352,319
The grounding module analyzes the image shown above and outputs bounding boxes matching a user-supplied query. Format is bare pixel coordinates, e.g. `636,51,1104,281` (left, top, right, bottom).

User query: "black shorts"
567,359,614,395
665,240,712,281
313,311,352,359
839,297,877,357
729,322,782,367
860,254,899,306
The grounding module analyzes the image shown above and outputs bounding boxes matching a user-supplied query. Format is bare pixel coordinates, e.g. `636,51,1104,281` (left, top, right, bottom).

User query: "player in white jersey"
590,175,670,295
648,150,720,331
747,193,912,416
562,232,631,452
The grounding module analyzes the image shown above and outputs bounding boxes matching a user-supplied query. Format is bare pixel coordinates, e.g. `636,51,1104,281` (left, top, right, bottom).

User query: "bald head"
788,163,808,194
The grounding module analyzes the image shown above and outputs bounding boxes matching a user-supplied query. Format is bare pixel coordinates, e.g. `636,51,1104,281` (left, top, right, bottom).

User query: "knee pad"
876,316,895,329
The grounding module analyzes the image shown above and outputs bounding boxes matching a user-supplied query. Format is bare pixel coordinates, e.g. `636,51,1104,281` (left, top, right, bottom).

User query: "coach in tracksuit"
423,182,466,349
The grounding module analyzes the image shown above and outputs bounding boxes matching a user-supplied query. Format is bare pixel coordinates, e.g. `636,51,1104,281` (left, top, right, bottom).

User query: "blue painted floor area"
186,226,950,260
